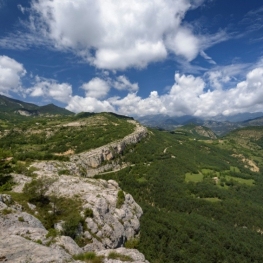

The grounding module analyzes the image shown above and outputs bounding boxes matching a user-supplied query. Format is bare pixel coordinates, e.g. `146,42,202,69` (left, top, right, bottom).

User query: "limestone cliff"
31,120,148,177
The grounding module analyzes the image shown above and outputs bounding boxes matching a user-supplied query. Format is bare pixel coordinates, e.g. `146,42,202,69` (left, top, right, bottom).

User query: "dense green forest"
98,128,263,263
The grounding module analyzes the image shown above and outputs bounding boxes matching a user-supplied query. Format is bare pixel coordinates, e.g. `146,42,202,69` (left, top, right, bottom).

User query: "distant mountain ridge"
136,112,263,136
0,94,73,116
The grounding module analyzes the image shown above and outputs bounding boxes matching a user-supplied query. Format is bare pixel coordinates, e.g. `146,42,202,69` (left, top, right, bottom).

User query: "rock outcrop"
0,189,148,263
31,120,148,177
0,194,74,263
47,175,143,249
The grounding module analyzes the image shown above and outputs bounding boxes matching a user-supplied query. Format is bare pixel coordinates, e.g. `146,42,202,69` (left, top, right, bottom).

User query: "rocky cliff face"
31,120,148,177
70,121,147,176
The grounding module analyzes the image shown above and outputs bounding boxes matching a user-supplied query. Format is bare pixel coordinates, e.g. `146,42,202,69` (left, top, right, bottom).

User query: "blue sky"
0,0,263,117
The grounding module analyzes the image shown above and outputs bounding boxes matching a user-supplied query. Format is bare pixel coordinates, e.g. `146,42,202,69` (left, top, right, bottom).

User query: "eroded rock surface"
31,120,147,177
1,175,148,262
47,175,143,249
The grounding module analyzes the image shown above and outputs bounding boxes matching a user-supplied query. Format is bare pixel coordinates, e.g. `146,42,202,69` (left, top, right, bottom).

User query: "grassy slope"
0,113,135,162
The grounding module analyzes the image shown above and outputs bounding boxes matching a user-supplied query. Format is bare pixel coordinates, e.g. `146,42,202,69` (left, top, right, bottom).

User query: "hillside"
1,109,263,262
98,127,263,262
0,94,73,118
173,124,217,140
0,112,137,162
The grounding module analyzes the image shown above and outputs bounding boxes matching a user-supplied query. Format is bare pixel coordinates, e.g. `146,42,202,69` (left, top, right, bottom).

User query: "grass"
225,175,255,186
73,252,104,263
185,173,203,183
230,166,241,173
108,252,133,261
202,197,221,202
136,177,148,183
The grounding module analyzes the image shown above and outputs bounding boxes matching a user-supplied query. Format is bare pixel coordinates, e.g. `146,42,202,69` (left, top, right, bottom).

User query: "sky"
0,0,263,117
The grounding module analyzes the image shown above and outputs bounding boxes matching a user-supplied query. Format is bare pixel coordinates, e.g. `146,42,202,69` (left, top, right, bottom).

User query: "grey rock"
54,220,64,232
97,247,150,263
84,231,92,239
0,194,12,204
27,202,36,211
54,236,83,255
0,234,73,263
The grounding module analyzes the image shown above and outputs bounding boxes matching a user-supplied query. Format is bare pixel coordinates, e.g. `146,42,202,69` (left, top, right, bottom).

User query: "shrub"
125,237,140,249
23,177,56,204
58,169,70,175
1,208,12,215
116,190,125,208
18,216,24,222
84,208,93,218
63,214,83,239
46,228,58,238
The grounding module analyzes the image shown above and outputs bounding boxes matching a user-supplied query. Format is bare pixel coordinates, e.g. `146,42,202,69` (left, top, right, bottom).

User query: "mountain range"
136,113,263,135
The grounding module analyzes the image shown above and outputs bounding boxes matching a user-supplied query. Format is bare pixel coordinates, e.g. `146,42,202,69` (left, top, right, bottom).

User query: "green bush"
46,228,58,238
23,177,56,204
125,237,139,249
63,214,83,239
84,208,93,218
116,190,125,208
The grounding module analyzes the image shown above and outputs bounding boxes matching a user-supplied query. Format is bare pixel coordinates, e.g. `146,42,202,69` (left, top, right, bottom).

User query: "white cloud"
111,91,167,116
205,63,250,90
166,27,200,61
0,55,26,95
26,0,227,70
81,78,110,99
66,67,263,117
66,95,115,113
200,50,216,65
27,77,72,103
113,76,139,92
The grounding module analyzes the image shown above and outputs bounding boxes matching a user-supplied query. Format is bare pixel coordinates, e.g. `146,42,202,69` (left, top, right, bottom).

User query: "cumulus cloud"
66,96,115,113
27,77,72,103
0,55,26,95
205,64,250,90
81,78,110,99
26,0,227,70
65,67,263,117
111,91,167,116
